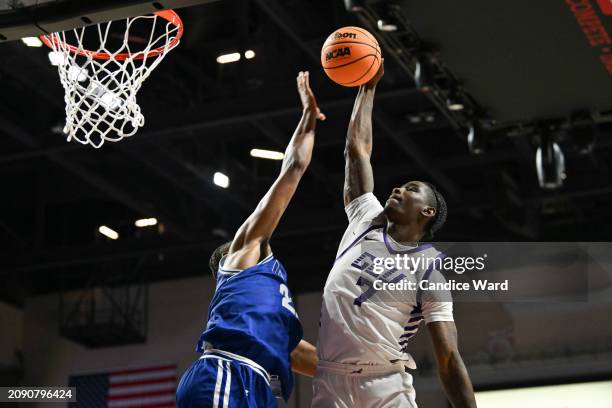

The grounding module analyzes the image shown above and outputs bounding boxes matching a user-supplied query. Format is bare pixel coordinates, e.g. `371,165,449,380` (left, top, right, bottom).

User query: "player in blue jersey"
176,71,323,408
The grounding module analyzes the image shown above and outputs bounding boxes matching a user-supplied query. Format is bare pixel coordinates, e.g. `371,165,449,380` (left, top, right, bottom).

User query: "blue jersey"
196,254,303,401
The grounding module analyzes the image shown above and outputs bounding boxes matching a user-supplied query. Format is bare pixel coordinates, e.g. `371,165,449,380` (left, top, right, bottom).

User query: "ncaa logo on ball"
333,32,357,40
326,47,351,61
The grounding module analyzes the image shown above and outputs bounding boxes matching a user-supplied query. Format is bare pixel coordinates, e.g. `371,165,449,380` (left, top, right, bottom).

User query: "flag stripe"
108,382,174,399
108,386,176,399
111,376,177,388
110,369,176,384
111,365,176,376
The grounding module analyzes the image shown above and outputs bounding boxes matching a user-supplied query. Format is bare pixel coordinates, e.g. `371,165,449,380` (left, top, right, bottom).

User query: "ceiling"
1,0,612,306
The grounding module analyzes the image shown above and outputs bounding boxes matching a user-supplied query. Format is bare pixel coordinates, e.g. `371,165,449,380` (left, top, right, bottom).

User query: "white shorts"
311,361,418,408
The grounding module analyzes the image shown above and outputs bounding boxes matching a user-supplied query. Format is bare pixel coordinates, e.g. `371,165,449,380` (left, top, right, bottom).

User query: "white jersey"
317,193,453,368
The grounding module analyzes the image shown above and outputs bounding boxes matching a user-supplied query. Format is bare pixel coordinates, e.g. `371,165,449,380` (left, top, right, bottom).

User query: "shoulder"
345,192,384,225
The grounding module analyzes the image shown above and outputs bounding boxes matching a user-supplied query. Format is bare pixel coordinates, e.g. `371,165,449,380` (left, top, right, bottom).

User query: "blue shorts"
176,351,277,408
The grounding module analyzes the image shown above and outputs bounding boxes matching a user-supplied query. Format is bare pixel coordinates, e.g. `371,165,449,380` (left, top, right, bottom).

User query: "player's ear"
422,206,436,219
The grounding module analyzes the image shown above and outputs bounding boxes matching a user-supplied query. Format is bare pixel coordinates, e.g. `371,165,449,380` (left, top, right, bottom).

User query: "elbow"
437,350,463,378
343,145,358,160
344,141,369,160
343,145,353,159
283,156,309,174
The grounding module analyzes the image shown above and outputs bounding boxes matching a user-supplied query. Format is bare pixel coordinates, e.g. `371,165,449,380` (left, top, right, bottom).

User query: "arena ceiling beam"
1,238,215,275
0,88,420,164
337,150,522,183
1,224,347,275
0,115,195,242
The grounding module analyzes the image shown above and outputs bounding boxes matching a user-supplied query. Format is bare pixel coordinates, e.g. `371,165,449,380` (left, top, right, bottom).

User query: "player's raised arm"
224,71,325,270
343,63,384,207
427,321,477,408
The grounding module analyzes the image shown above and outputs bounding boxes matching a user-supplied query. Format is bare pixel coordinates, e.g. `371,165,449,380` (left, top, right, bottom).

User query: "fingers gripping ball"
321,26,381,87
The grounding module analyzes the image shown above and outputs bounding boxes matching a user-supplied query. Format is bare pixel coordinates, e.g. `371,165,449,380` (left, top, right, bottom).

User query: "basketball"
321,26,381,87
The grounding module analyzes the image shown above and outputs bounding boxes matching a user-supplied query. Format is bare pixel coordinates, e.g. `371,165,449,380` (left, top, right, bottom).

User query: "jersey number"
279,283,297,316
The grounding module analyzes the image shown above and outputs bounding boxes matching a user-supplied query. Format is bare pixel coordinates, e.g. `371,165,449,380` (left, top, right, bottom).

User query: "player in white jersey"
312,64,477,408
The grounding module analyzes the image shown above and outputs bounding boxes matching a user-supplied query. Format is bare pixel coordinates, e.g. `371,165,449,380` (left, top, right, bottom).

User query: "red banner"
597,0,612,15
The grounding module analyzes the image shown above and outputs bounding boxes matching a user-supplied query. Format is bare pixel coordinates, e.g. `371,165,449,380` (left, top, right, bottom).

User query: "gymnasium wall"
13,266,612,408
0,301,23,387
0,302,22,366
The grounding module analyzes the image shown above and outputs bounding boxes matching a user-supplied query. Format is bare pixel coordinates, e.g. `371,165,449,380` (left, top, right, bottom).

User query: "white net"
43,11,182,148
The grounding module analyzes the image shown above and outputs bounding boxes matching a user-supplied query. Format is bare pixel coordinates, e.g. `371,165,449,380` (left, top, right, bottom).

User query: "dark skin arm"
343,63,384,207
290,339,318,377
427,321,477,408
224,71,325,270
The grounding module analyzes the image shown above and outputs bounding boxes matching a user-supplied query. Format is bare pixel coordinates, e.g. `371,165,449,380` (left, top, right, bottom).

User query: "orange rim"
39,10,183,61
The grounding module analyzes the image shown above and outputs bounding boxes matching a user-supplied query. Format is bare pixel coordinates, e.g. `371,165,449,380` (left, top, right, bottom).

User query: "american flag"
69,364,177,408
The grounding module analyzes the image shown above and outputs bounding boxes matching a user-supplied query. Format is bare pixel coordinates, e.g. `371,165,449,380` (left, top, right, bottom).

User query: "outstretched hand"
297,71,326,121
363,59,384,89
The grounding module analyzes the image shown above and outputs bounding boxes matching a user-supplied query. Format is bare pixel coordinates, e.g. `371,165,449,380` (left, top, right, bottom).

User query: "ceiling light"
48,51,68,66
21,37,43,47
250,148,284,160
408,115,422,124
216,52,241,64
377,20,398,32
446,91,465,111
99,91,122,110
68,65,88,82
424,113,436,123
536,137,565,189
244,50,255,59
213,172,230,188
98,225,119,240
414,57,434,92
467,123,485,154
135,218,158,227
344,0,366,12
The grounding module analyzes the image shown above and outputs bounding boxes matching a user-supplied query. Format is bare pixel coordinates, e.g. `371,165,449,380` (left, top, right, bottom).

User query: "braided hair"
423,183,447,241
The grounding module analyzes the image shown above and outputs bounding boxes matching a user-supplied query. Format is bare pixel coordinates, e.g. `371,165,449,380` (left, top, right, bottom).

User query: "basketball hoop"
40,10,183,148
